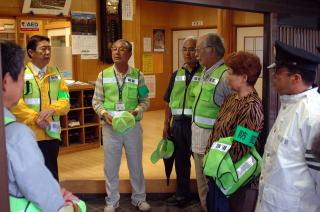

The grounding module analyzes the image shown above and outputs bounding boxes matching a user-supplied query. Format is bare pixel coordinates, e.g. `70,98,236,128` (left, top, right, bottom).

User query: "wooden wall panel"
169,3,218,28
139,0,172,110
233,11,264,26
279,26,320,86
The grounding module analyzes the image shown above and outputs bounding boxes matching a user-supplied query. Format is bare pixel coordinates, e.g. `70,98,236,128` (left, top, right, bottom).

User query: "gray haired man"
163,36,203,205
192,33,232,211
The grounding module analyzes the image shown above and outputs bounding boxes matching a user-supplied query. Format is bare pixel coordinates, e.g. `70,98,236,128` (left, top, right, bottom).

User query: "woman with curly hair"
205,51,264,212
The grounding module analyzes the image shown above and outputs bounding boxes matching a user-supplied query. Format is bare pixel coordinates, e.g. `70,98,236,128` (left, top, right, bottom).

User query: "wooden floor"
58,110,196,183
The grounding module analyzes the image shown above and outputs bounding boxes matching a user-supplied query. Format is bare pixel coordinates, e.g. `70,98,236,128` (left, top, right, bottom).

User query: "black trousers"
171,116,192,197
207,177,258,212
37,139,60,181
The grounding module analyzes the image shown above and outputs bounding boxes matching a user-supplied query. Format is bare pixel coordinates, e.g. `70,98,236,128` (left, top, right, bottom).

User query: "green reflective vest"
203,127,262,197
192,64,228,128
102,66,149,121
9,196,87,212
23,65,69,140
169,66,203,117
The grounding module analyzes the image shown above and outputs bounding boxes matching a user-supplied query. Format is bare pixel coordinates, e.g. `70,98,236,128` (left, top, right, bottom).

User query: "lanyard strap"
114,69,127,101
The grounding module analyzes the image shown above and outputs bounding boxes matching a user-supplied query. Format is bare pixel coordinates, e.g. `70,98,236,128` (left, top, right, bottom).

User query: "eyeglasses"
37,46,51,52
195,46,213,53
182,47,196,52
111,47,128,52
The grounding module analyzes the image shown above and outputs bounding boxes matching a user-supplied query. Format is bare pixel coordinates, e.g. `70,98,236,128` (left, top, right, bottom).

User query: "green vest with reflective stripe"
192,64,228,128
169,66,203,117
203,127,262,197
102,66,143,121
9,196,87,212
23,65,66,140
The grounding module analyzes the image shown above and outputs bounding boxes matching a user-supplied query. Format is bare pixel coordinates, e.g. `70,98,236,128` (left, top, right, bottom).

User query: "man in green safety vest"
92,39,151,212
192,33,232,211
1,41,83,212
163,36,203,205
11,35,70,181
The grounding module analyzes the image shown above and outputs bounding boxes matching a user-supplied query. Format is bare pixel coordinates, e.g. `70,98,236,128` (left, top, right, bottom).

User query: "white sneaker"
136,201,151,211
104,205,117,212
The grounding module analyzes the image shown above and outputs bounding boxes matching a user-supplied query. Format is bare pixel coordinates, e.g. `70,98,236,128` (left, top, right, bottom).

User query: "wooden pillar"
0,44,10,212
262,12,279,135
217,9,233,56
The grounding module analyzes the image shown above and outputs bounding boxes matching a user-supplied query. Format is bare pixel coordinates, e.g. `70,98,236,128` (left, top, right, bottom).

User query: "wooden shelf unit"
59,85,101,154
0,30,16,42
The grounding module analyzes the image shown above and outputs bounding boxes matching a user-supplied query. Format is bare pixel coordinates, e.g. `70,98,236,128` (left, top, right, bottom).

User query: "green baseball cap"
112,111,136,134
150,138,174,164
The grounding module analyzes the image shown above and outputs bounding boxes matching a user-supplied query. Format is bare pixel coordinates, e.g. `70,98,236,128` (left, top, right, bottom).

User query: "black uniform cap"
267,40,320,72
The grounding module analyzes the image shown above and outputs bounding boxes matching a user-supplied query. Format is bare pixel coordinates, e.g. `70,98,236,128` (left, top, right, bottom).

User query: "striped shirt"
191,60,232,154
92,66,150,117
205,91,264,161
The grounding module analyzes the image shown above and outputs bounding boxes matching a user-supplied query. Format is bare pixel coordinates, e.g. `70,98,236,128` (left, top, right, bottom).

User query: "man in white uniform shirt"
256,41,320,212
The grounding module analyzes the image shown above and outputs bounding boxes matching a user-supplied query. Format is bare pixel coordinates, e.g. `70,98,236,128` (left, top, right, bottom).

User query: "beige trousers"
194,153,208,212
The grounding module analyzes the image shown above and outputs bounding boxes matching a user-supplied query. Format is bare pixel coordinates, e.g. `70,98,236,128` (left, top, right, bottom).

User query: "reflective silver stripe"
24,98,40,105
125,77,138,85
208,77,219,85
175,76,186,82
211,142,231,152
183,109,192,115
306,161,320,168
236,155,256,178
191,76,201,82
103,77,117,84
220,186,231,195
171,108,192,115
108,110,142,119
194,115,216,125
48,121,61,133
107,111,117,117
49,75,61,81
24,74,34,80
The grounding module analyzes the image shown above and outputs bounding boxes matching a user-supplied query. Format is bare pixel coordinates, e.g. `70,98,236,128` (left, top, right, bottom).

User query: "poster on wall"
144,75,156,99
71,12,96,35
153,29,165,52
71,11,98,55
22,0,72,16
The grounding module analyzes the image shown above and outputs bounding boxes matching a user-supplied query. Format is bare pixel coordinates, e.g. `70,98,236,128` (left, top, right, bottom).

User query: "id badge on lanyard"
115,70,126,111
116,101,125,111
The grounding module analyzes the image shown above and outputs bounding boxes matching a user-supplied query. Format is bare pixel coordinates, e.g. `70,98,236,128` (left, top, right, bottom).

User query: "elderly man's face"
182,40,197,65
111,40,132,65
195,37,215,69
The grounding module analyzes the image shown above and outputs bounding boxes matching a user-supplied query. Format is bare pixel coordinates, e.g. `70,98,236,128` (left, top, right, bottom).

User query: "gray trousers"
102,122,146,207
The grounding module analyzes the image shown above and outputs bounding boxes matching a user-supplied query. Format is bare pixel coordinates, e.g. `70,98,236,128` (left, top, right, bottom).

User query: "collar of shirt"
202,59,224,80
182,63,200,76
32,64,47,76
4,108,16,121
280,87,318,104
113,65,131,80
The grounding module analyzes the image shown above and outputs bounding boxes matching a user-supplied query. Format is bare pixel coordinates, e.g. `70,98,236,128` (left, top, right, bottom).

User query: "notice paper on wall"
142,53,153,74
144,75,156,99
128,42,135,67
143,37,152,52
122,0,133,21
72,35,98,55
